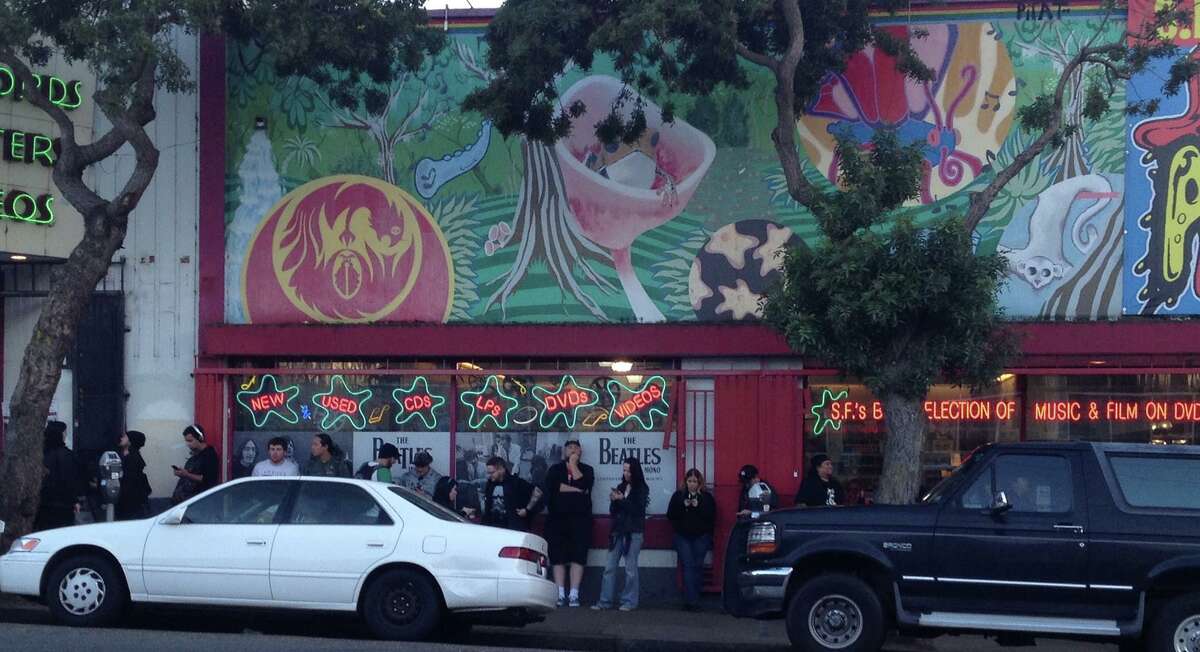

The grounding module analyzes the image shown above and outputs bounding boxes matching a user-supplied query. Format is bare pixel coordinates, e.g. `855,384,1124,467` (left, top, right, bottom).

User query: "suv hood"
764,503,938,530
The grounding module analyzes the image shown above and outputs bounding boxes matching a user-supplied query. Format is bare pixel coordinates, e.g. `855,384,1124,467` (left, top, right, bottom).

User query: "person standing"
304,433,352,477
543,440,594,607
396,451,442,495
35,421,83,531
795,454,844,507
252,437,301,477
668,468,716,611
735,464,778,517
593,457,649,611
482,455,542,531
115,430,152,520
172,424,219,504
356,443,400,482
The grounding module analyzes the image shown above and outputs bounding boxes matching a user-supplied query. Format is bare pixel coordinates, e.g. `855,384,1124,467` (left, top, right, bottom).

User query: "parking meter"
98,451,123,522
747,481,773,517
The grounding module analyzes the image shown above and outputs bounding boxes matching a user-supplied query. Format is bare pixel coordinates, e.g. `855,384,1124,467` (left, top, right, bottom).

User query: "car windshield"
387,486,467,523
920,454,978,504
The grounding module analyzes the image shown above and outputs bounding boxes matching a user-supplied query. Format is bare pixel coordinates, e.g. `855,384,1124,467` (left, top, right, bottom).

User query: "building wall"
218,5,1139,327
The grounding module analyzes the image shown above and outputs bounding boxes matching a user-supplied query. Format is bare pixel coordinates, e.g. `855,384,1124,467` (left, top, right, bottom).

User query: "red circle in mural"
242,175,454,324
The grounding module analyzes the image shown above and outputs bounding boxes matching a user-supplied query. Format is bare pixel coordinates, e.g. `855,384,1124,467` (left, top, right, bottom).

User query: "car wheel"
1149,592,1200,652
45,553,127,628
786,573,885,652
362,568,442,641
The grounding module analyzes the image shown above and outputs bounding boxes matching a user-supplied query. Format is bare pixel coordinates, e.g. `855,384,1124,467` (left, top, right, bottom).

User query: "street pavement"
0,592,1119,651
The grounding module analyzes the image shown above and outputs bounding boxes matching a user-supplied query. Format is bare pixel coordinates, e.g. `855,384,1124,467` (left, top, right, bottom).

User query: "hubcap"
382,581,421,626
58,567,106,616
808,594,863,649
1175,615,1200,652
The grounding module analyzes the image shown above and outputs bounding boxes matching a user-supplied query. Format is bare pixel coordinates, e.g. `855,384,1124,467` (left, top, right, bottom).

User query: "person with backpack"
35,421,84,531
592,457,649,611
356,443,399,482
115,430,152,520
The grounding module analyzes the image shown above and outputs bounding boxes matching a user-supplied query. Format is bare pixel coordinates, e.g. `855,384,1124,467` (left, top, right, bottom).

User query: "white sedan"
0,476,556,640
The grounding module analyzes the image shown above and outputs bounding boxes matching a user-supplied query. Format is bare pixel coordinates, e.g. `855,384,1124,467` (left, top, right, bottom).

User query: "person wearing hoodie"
304,433,352,477
795,454,845,507
35,421,84,531
668,468,716,611
356,443,399,482
115,430,152,520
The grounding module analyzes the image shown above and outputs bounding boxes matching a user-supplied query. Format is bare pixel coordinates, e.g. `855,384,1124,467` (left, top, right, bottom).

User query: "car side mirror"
989,491,1012,517
160,506,186,525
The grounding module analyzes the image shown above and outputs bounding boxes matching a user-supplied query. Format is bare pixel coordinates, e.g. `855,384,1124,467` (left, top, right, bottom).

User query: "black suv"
724,442,1200,651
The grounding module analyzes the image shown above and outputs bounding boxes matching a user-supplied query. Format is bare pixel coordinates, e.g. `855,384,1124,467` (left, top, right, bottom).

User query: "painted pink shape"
554,75,716,322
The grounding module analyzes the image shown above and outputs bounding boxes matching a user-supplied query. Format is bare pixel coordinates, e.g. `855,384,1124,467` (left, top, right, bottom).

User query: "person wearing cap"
735,464,778,517
172,424,219,504
397,450,442,495
795,454,845,508
35,421,84,531
355,443,400,483
115,430,152,520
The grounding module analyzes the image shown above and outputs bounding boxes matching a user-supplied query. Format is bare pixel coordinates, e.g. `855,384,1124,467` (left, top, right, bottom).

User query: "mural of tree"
315,53,452,186
453,39,617,320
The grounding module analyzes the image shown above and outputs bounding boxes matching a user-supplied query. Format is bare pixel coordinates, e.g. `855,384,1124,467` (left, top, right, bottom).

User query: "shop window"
1026,374,1200,445
805,377,1020,501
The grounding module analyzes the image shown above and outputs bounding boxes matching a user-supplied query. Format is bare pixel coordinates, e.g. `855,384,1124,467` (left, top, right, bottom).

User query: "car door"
269,481,402,605
931,451,1089,616
142,480,294,601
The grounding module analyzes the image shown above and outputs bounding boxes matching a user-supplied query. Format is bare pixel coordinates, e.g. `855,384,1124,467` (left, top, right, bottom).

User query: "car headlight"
747,522,777,556
8,537,40,553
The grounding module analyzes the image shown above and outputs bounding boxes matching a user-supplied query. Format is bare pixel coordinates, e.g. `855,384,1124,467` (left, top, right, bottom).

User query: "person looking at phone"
171,424,219,504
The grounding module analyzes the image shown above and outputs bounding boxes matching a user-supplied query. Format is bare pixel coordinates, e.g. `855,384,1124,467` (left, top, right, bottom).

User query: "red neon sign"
249,392,287,412
1032,400,1200,423
817,399,1018,423
320,394,359,415
829,400,885,422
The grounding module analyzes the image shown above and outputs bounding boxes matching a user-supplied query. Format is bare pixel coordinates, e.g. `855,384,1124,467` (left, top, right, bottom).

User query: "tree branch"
768,0,820,209
736,42,777,72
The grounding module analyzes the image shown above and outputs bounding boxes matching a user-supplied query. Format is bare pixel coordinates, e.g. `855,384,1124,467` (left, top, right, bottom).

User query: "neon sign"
391,376,445,429
810,389,849,436
925,400,1016,421
0,65,84,110
0,190,53,224
1032,399,1200,423
236,374,301,428
459,374,520,430
606,376,669,431
533,375,599,429
311,374,373,430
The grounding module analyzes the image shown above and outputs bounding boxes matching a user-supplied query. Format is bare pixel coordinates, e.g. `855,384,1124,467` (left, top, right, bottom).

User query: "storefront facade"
195,1,1200,588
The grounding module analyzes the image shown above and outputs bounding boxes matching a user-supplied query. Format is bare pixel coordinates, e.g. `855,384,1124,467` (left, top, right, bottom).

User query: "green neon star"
533,375,598,430
392,376,446,430
311,375,373,431
606,376,670,431
810,388,848,436
236,374,301,428
459,374,520,430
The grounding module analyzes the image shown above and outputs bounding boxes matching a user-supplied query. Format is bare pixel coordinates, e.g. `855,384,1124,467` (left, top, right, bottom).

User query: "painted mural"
1125,0,1200,315
225,8,1130,325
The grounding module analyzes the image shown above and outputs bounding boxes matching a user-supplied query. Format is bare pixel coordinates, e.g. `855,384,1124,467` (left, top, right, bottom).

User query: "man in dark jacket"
35,421,84,531
795,454,845,507
481,456,541,530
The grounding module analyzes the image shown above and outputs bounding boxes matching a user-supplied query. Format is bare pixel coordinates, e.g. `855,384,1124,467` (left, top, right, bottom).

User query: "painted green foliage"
225,14,1128,325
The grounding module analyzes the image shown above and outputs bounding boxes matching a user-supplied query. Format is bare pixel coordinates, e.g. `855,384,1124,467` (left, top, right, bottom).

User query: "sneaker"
590,604,610,611
556,596,567,607
569,596,581,608
618,605,636,611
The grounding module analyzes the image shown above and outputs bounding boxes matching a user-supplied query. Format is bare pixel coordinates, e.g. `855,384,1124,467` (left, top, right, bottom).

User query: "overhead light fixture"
10,255,27,261
1088,360,1107,366
456,362,483,371
626,374,643,385
996,373,1014,383
598,361,614,368
611,361,633,373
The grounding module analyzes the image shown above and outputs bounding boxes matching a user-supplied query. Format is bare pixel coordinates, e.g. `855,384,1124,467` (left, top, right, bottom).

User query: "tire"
1148,592,1200,652
786,573,885,652
44,553,128,628
361,568,443,641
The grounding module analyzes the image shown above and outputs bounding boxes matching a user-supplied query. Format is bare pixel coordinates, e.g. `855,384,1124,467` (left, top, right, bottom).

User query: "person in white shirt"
252,437,300,477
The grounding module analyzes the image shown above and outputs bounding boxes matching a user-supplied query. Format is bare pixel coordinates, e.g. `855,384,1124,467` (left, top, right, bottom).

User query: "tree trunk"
0,213,129,550
875,394,927,505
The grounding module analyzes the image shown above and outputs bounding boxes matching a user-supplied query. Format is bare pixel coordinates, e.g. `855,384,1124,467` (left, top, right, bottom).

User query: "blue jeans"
598,532,643,608
673,533,712,606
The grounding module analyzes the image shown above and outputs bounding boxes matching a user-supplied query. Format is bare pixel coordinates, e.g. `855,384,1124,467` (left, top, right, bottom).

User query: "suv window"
995,455,1073,513
290,482,393,525
960,466,993,510
185,480,291,525
1109,455,1200,510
